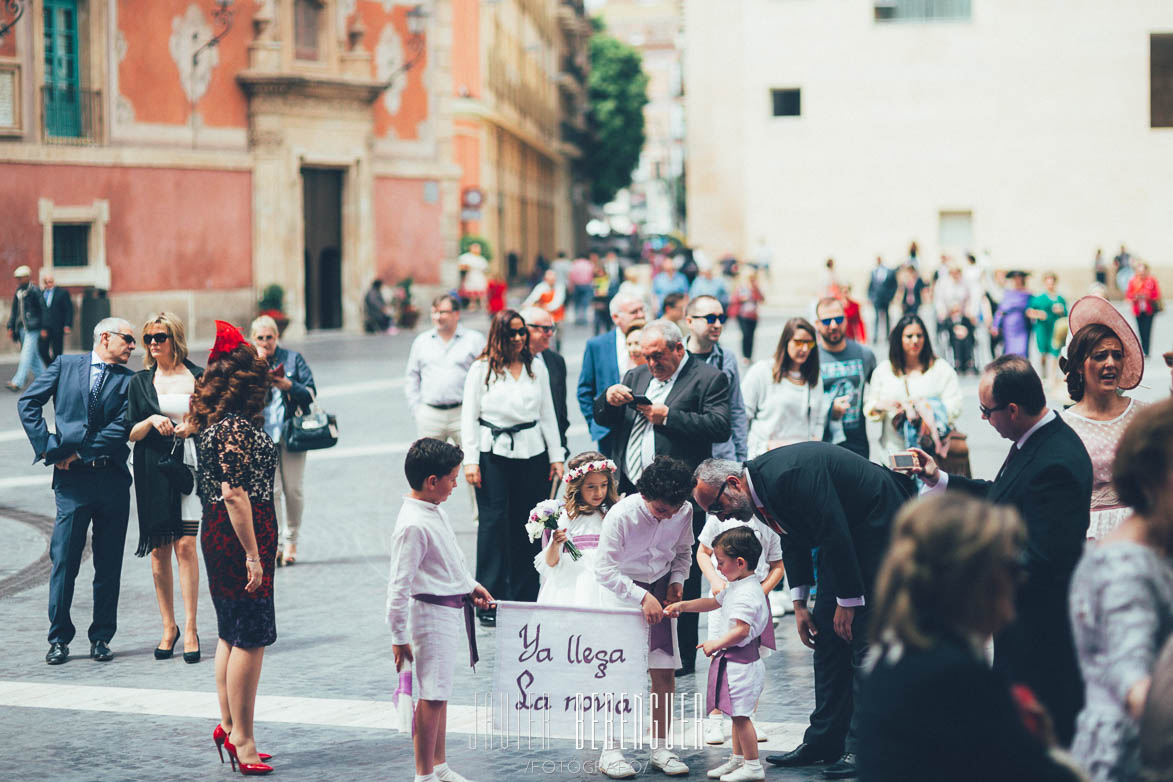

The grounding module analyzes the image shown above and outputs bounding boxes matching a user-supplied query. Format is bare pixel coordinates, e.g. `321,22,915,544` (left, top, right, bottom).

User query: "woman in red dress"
190,321,278,775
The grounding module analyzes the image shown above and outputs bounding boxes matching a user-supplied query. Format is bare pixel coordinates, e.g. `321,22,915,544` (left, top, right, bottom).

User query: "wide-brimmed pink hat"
1066,295,1144,390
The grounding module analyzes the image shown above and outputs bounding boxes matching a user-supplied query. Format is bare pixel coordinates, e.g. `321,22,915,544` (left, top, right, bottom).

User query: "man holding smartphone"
816,297,876,459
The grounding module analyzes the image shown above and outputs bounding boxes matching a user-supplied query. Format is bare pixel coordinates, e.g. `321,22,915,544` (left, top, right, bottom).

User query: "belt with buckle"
60,456,111,470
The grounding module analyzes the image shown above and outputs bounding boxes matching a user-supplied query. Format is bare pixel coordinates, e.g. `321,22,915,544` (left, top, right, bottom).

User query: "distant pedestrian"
1027,272,1068,383
992,270,1032,358
897,264,927,316
19,317,136,665
690,266,730,310
867,256,897,344
661,291,689,335
569,254,596,326
39,273,73,366
1114,244,1133,294
1125,260,1161,357
458,242,489,311
1093,248,1107,286
729,270,765,362
405,295,485,447
522,270,566,351
363,279,394,333
6,265,46,392
652,258,689,314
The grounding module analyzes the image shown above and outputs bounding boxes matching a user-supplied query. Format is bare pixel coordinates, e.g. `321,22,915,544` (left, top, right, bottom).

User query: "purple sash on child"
412,593,479,669
634,571,674,654
540,531,602,550
705,597,779,716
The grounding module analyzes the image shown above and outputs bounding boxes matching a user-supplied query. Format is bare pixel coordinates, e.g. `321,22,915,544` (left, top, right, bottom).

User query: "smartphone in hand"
889,451,917,471
628,394,653,406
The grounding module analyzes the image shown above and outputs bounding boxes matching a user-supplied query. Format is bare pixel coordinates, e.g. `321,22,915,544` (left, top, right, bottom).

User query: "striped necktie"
625,410,650,484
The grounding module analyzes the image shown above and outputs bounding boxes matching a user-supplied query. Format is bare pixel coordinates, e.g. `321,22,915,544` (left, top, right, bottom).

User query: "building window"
0,63,21,134
1153,34,1173,128
875,0,971,22
771,88,801,117
52,224,90,267
43,0,82,137
294,0,322,61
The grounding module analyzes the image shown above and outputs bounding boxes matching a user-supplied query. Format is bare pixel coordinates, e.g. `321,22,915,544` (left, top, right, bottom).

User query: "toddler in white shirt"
387,439,494,782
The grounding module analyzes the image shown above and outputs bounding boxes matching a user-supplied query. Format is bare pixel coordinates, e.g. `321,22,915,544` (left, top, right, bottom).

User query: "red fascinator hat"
209,320,248,361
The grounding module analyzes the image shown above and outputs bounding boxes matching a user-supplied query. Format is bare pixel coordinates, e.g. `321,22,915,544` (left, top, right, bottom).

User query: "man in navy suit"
19,317,136,665
576,292,646,457
38,273,74,366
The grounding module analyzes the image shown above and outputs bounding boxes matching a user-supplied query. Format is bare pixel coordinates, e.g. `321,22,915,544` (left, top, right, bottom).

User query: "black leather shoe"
90,641,113,662
765,743,838,768
673,665,695,677
45,643,69,665
822,752,858,779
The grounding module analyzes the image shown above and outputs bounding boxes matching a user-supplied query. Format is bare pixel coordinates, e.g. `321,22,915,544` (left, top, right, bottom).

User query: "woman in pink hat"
1058,296,1148,540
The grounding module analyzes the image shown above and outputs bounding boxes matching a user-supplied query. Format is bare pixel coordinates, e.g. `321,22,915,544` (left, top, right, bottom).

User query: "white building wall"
686,0,1173,296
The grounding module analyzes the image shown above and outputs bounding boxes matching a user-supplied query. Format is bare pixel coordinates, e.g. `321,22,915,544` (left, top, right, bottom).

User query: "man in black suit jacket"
18,317,136,666
911,355,1092,746
595,318,731,674
523,307,569,456
693,444,917,778
38,273,74,366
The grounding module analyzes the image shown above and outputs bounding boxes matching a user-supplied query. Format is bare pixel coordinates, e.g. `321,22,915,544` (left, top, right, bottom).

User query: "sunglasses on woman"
142,333,171,345
508,328,528,338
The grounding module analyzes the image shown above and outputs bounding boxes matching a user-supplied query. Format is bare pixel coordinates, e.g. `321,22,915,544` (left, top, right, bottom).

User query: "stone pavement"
0,300,1169,782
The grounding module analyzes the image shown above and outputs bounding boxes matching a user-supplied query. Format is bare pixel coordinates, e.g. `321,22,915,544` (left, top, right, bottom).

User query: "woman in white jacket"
741,317,827,458
864,312,963,459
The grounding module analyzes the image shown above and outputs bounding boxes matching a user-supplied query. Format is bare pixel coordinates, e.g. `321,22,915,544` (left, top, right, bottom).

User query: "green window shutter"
43,0,81,138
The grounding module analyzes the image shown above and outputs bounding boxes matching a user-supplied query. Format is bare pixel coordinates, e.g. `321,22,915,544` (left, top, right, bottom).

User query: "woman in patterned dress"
1059,297,1147,540
188,321,278,774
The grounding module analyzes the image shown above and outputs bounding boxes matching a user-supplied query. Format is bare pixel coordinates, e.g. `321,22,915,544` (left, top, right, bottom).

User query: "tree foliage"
581,33,649,206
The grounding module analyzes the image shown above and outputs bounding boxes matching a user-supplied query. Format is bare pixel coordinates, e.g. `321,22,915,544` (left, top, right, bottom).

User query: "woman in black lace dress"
189,321,278,775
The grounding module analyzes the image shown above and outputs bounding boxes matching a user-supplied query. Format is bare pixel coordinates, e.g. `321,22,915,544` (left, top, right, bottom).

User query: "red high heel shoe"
222,736,274,775
213,725,272,764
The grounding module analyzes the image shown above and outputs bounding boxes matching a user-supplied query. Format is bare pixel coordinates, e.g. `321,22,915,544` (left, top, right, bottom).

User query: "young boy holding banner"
594,456,698,778
387,438,495,782
667,526,775,782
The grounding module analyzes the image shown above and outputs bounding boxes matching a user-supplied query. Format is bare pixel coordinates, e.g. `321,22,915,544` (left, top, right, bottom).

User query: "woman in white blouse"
461,309,565,626
741,317,827,458
864,313,963,459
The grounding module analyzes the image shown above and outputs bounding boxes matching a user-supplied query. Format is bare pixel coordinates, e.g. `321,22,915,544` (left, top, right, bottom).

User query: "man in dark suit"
576,292,647,457
910,354,1093,746
595,318,731,675
693,444,917,779
38,273,74,366
522,306,569,457
19,317,136,665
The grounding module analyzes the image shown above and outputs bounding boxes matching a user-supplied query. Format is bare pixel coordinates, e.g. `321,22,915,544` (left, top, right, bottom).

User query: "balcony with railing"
41,85,102,145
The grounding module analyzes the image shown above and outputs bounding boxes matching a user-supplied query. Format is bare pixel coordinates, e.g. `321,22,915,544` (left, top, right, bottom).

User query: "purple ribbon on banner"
634,571,674,654
413,593,479,669
705,594,779,716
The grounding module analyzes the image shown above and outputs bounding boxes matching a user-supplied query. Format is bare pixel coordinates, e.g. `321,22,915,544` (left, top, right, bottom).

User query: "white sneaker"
707,756,742,778
435,766,474,782
704,716,727,745
599,749,637,779
720,763,765,782
649,748,689,776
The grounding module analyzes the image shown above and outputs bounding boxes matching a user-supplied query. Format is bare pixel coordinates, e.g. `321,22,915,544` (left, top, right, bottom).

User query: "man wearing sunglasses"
902,354,1093,747
816,297,877,459
522,306,569,457
19,317,136,666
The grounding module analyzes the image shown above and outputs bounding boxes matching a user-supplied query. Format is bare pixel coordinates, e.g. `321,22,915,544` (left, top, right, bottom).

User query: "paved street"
1,300,1170,782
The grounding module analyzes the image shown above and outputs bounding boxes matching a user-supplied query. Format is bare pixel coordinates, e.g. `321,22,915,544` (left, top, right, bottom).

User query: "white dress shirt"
923,408,1056,494
89,350,111,388
616,328,631,375
460,357,566,465
715,575,771,649
628,353,689,474
594,493,694,607
385,497,478,645
405,326,485,413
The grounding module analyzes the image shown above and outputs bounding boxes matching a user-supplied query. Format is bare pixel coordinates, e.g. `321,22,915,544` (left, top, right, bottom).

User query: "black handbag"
158,437,194,495
282,394,339,452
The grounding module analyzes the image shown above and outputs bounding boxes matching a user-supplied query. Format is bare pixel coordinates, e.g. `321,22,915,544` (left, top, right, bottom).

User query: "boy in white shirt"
696,516,784,744
667,526,774,782
387,438,495,782
594,456,697,778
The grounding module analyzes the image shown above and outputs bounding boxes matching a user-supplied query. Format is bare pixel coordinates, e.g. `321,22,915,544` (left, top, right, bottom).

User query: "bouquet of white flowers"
525,499,582,561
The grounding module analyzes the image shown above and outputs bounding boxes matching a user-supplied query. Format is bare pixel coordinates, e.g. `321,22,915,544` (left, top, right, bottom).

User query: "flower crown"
562,459,617,485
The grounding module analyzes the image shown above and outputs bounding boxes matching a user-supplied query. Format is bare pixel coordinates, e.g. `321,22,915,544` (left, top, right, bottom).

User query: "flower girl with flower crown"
530,451,618,607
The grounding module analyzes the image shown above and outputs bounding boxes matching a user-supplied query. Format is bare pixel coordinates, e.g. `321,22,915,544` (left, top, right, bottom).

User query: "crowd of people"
7,245,1173,782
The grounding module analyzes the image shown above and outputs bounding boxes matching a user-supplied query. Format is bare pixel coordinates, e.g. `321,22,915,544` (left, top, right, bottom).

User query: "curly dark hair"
479,308,533,387
1059,323,1119,403
635,455,696,507
188,342,271,432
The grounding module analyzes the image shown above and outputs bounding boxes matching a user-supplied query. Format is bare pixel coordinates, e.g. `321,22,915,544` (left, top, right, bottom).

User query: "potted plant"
258,283,290,334
395,277,420,329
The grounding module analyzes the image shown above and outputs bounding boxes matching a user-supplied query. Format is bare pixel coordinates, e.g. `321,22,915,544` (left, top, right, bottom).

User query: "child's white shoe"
720,761,765,782
648,747,689,776
703,716,726,745
598,749,637,779
435,764,474,782
707,756,742,778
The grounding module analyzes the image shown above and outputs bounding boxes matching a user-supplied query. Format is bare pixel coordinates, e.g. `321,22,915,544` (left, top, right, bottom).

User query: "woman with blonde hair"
127,312,204,662
856,494,1085,782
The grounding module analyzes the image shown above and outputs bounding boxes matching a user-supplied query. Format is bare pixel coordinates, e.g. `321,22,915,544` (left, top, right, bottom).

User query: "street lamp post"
190,0,236,148
0,0,25,41
384,4,428,87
